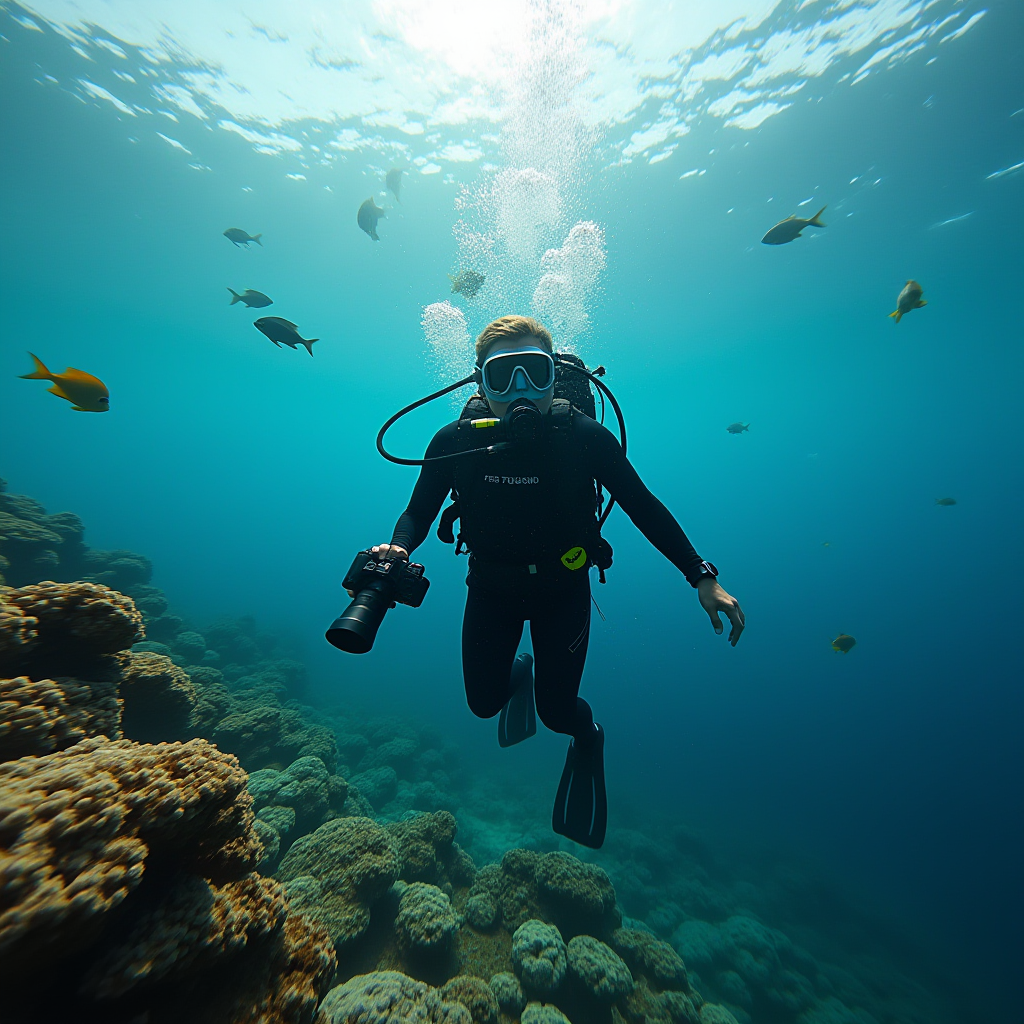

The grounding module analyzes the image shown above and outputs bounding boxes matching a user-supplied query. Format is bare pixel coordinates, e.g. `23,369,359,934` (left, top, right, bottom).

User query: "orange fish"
20,353,110,412
831,634,856,654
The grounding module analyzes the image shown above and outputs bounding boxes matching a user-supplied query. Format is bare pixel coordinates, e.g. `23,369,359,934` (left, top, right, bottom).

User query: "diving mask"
478,347,555,403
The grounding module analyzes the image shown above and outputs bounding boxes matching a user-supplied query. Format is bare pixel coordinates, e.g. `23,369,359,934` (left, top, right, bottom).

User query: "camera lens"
325,579,393,654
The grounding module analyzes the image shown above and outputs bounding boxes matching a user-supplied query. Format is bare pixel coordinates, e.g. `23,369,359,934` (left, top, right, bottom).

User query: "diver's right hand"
371,542,408,562
346,543,409,596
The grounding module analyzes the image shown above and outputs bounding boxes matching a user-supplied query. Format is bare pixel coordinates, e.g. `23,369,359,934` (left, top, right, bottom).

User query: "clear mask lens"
482,351,554,395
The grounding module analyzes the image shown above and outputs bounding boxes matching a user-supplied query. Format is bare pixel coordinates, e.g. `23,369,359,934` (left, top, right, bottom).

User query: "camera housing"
325,550,429,654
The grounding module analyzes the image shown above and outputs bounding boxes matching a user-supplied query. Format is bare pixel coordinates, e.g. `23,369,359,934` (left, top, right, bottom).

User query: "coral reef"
387,809,476,888
118,650,197,742
0,480,86,587
0,478,962,1024
1,579,143,675
613,927,692,992
0,732,334,1023
210,692,338,774
0,673,121,759
512,919,568,996
467,848,622,940
672,915,832,1024
395,881,461,956
440,975,499,1023
490,971,526,1016
521,1003,572,1023
0,735,260,970
315,970,472,1023
566,934,634,1003
277,817,401,945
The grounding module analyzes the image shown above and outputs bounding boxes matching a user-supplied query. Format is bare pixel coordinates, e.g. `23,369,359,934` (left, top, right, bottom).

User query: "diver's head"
475,315,555,418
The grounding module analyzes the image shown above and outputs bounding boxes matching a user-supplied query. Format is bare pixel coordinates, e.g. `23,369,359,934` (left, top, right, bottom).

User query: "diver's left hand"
697,579,745,646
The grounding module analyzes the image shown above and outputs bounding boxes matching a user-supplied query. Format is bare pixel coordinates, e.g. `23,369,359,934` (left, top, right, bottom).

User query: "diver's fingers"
371,542,408,561
708,609,724,636
725,602,745,646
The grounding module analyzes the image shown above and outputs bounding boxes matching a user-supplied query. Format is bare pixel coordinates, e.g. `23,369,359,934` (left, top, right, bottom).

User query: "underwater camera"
325,550,430,654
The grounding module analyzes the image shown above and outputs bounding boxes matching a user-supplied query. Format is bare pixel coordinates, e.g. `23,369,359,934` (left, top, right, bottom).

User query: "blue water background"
1,4,1022,1017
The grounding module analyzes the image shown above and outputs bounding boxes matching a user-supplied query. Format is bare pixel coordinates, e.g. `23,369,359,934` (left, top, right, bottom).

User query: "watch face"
701,561,719,577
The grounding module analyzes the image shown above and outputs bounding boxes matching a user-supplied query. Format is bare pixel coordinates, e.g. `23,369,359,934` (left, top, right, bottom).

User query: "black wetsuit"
391,405,707,743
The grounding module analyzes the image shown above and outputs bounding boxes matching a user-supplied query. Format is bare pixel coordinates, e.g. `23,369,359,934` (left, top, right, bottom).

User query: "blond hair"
475,315,553,364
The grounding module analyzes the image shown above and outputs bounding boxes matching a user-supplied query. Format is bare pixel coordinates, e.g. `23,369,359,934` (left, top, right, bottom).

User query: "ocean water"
1,1,1021,1020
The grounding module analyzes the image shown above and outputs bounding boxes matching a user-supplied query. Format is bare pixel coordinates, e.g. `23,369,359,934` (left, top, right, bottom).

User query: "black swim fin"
552,724,607,849
498,653,536,748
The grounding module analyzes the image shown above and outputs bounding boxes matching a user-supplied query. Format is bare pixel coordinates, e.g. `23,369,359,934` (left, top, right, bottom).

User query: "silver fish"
761,206,826,245
228,288,273,308
224,227,262,247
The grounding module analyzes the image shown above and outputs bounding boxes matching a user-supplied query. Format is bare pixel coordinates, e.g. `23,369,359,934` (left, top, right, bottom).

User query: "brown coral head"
1,582,144,676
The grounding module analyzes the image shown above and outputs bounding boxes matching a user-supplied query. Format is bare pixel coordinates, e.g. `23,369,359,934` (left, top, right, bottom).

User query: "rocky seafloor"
0,477,960,1024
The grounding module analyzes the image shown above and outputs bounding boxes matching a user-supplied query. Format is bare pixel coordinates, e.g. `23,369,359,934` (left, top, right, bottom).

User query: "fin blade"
252,233,262,246
888,310,901,322
809,205,827,227
300,338,318,356
228,288,241,304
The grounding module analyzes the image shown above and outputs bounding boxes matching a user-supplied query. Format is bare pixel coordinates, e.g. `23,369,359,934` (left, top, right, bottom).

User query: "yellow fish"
831,634,856,654
20,353,110,412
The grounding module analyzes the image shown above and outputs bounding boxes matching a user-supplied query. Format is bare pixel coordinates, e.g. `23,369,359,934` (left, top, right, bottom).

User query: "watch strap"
690,560,719,588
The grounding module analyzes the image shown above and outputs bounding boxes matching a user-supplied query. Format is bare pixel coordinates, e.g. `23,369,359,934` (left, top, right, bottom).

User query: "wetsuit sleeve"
579,417,707,584
389,422,458,555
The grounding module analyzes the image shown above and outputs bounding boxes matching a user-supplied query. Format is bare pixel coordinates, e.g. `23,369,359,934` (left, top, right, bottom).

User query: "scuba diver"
330,315,744,848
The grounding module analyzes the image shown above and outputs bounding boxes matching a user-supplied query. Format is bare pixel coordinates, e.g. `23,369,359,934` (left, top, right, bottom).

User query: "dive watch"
691,560,719,587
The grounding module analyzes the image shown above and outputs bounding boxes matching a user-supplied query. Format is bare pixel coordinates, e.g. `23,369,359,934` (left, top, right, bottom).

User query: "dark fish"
228,288,273,308
761,206,826,245
831,634,856,654
935,497,957,506
889,280,927,323
726,422,749,434
357,198,386,241
386,168,404,203
224,227,262,247
253,317,318,356
449,269,486,298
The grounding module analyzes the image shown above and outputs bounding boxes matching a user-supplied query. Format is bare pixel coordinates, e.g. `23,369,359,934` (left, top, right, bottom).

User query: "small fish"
253,317,318,356
19,352,110,412
224,227,262,247
935,497,957,506
726,422,749,434
386,167,404,203
761,206,826,245
888,280,927,323
228,288,273,308
831,634,856,654
449,269,486,298
822,541,831,547
357,198,386,241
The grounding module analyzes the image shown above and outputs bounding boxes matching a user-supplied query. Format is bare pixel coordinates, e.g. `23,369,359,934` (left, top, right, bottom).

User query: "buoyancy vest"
438,395,613,579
